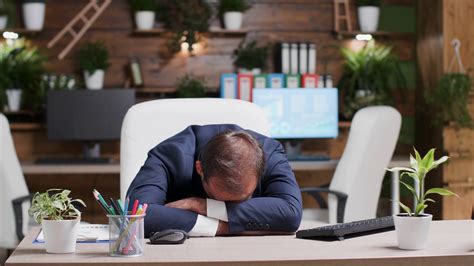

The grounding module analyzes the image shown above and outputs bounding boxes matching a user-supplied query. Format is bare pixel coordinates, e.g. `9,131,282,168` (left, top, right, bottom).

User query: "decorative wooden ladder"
334,0,352,32
47,0,112,60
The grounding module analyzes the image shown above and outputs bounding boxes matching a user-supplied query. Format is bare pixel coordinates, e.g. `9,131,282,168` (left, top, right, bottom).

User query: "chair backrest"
0,113,29,249
328,106,401,224
120,98,271,199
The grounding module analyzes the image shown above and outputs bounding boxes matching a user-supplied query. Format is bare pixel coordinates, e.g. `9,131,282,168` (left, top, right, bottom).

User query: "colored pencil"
131,199,139,215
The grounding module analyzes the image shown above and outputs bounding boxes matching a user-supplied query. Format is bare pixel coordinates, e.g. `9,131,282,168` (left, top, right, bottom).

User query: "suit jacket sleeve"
126,132,198,237
225,141,303,233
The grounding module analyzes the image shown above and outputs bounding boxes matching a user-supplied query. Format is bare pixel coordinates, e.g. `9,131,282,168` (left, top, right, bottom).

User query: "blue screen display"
252,88,339,139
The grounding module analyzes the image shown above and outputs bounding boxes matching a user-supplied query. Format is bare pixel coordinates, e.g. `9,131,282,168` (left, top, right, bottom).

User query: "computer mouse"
149,229,189,245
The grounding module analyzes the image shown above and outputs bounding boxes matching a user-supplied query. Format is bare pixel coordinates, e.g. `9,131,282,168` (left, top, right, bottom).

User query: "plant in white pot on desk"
77,41,109,90
387,148,458,250
219,0,250,30
357,0,380,32
28,189,86,253
130,0,156,30
22,0,46,30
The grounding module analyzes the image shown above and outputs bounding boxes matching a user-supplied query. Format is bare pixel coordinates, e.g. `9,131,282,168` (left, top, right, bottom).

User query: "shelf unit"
132,28,248,37
2,28,41,35
335,30,415,40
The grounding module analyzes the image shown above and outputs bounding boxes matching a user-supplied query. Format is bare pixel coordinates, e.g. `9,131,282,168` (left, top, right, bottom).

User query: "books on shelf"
275,42,317,75
237,74,253,101
220,73,237,99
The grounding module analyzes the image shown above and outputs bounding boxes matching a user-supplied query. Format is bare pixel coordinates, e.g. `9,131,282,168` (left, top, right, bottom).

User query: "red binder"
302,74,319,88
237,74,254,102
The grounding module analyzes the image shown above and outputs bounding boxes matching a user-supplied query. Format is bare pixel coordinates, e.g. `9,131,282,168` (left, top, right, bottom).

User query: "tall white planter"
224,12,243,30
6,89,22,112
22,3,46,30
134,11,155,30
0,16,7,30
84,70,105,90
358,6,380,32
42,218,80,253
393,214,432,250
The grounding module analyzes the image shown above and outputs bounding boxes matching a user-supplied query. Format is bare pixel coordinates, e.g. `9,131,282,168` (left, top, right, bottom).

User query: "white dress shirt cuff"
188,215,219,237
206,198,229,222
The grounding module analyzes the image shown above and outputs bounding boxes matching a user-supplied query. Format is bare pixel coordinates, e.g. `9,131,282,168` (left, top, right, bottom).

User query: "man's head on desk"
196,130,265,202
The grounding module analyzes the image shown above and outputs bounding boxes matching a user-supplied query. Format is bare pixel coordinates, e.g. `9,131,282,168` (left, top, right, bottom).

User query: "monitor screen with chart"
252,88,339,139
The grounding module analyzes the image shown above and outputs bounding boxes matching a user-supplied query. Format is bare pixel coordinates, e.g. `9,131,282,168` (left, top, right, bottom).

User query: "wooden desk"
6,220,473,266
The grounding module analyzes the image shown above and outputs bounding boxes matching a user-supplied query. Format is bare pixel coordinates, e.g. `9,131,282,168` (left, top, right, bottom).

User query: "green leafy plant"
338,40,406,118
156,0,211,52
76,41,110,74
130,0,156,12
233,41,268,71
426,73,472,127
176,74,206,98
218,0,250,16
0,38,46,110
387,148,458,217
357,0,381,6
28,189,86,223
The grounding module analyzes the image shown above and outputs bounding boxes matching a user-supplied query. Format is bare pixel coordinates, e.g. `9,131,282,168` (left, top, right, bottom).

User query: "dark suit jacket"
127,124,302,236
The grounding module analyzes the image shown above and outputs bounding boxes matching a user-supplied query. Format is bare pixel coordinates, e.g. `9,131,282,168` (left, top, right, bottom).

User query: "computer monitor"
46,89,135,162
252,88,338,159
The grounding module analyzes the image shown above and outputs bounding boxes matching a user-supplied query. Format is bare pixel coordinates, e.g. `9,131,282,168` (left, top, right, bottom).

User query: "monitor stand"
282,140,330,161
35,142,112,165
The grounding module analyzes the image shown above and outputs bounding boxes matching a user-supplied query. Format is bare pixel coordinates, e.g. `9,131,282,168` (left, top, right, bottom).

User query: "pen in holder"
108,213,145,257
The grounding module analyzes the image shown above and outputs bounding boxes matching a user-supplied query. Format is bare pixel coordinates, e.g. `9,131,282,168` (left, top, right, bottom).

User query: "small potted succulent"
77,41,109,90
387,148,458,250
233,41,268,74
176,74,206,98
130,0,156,30
28,189,86,253
357,0,380,32
218,0,250,30
22,0,46,30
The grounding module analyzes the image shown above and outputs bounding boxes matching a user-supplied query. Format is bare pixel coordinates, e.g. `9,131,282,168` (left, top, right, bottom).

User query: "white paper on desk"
34,224,109,243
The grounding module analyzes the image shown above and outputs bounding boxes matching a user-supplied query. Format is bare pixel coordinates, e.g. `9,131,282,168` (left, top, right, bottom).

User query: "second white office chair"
120,98,271,200
302,106,401,224
0,113,31,249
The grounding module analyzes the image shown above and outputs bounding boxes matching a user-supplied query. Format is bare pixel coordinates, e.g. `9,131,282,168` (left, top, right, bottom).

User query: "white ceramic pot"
6,89,22,112
0,16,7,30
134,11,155,30
358,6,380,32
393,214,432,250
42,218,80,253
22,3,46,30
224,12,243,30
84,70,105,90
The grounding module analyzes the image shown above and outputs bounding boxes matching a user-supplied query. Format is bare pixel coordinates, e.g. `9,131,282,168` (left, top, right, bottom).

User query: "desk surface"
6,220,473,266
21,157,410,175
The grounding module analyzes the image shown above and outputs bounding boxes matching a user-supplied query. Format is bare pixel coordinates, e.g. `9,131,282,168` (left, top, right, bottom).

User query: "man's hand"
165,197,207,216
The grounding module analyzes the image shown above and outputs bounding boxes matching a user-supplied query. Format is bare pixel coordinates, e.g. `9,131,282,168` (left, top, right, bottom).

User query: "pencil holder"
108,213,145,257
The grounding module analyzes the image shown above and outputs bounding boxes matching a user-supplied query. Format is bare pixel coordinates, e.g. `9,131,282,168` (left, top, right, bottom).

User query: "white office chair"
0,114,31,249
301,106,402,224
120,98,271,200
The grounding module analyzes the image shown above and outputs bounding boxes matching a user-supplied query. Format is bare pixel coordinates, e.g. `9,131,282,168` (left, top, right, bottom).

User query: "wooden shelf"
2,28,41,35
338,121,351,128
2,110,40,116
335,31,414,39
132,28,248,37
136,87,176,94
10,122,42,131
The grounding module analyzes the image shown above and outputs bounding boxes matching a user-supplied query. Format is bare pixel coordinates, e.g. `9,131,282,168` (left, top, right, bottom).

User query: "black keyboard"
296,216,394,241
288,154,330,161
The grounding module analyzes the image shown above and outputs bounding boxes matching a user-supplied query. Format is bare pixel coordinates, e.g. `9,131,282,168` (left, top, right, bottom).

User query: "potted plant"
338,40,406,119
176,74,206,98
0,38,45,112
387,148,458,250
28,189,86,253
130,0,156,30
156,0,211,52
22,0,46,30
218,0,250,30
426,73,472,127
357,0,380,32
233,41,268,74
77,41,109,90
